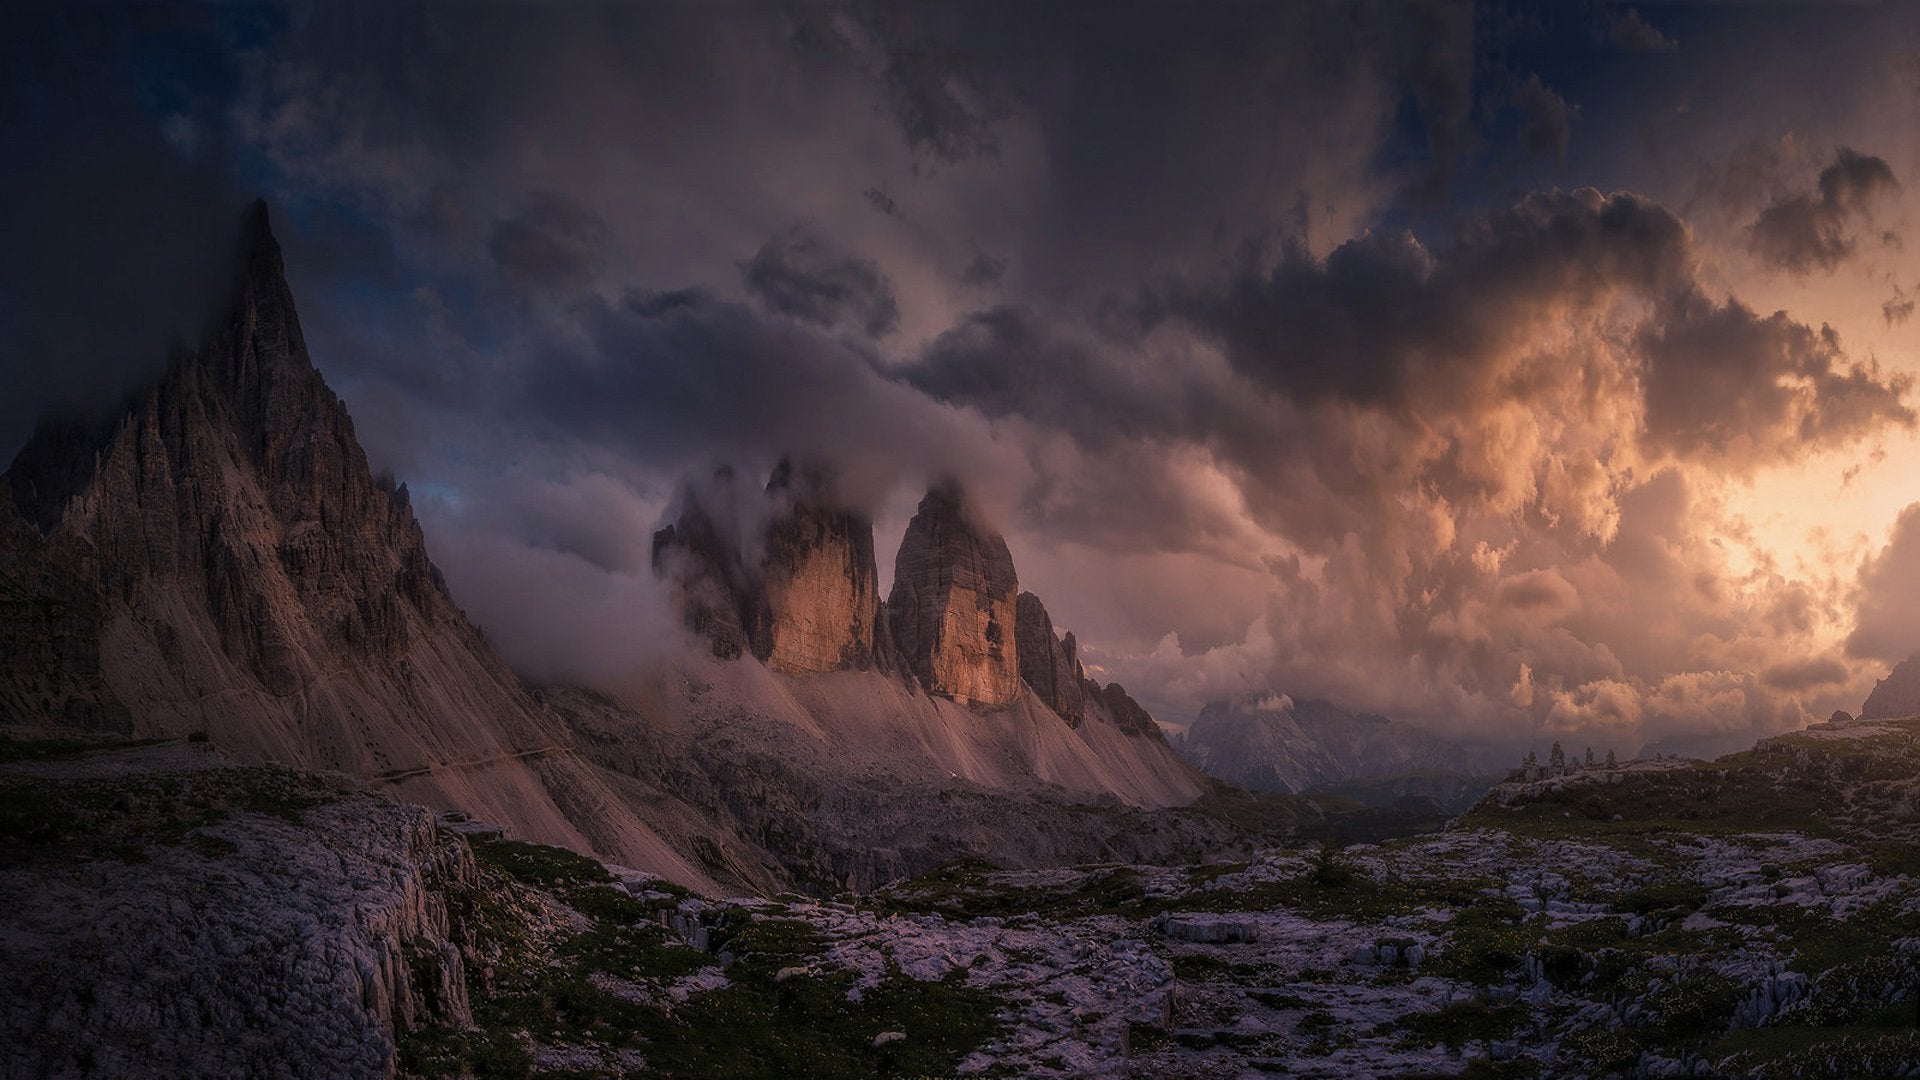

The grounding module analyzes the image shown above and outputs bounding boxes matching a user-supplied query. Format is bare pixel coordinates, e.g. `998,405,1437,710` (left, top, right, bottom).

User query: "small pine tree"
1605,749,1618,768
1585,746,1595,766
1549,742,1566,771
1310,839,1354,886
1524,750,1538,767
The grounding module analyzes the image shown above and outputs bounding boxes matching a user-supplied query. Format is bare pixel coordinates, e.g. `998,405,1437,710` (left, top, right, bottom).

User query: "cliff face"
649,467,769,662
761,461,884,674
887,484,1021,706
1016,591,1088,724
653,476,1169,738
1014,590,1165,738
651,459,892,675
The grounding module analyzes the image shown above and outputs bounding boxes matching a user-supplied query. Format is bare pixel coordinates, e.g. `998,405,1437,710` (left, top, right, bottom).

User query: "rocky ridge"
1860,655,1920,720
0,202,1217,901
0,740,477,1078
0,202,721,889
1015,591,1089,724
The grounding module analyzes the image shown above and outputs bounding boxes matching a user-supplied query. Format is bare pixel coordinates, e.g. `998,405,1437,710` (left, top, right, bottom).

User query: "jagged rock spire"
0,198,470,723
887,480,1020,705
1017,591,1088,724
653,458,895,674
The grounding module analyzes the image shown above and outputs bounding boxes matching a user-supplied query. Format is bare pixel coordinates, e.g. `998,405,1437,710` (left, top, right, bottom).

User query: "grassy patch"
1183,863,1509,923
406,851,1002,1080
0,766,335,860
470,837,614,889
1397,998,1528,1051
873,861,1149,921
1712,1018,1920,1079
1555,1024,1642,1072
0,734,166,763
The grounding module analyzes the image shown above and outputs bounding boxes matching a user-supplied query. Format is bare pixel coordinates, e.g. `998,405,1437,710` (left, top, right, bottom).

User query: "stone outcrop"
651,458,893,674
1860,656,1920,720
652,477,1171,734
887,483,1020,706
1014,589,1163,737
1016,591,1089,724
1097,681,1163,738
0,744,477,1078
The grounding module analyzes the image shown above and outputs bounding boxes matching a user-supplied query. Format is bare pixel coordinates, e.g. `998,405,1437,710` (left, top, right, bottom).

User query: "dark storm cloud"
960,252,1006,287
1887,284,1916,327
9,0,1914,747
1759,656,1849,693
909,307,1141,437
790,2,1012,164
1638,290,1914,467
740,227,900,338
487,192,608,291
1849,504,1920,664
1607,7,1675,53
1390,0,1477,198
0,5,249,459
513,285,1003,511
879,31,1006,164
1166,189,1689,409
1513,74,1576,165
1749,148,1898,274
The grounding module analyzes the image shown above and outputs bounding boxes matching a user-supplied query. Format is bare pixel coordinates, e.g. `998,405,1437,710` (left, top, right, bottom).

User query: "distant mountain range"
1171,694,1495,798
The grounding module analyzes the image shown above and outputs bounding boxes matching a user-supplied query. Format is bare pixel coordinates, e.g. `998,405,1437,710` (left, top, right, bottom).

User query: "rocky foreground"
9,717,1920,1078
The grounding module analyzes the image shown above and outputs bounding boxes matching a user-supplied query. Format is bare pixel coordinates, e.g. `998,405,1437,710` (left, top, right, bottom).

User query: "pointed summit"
1016,591,1088,724
0,199,723,883
0,199,487,723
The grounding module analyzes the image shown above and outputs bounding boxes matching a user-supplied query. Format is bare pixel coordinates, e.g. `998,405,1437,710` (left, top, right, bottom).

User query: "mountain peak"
887,481,1019,705
654,458,892,674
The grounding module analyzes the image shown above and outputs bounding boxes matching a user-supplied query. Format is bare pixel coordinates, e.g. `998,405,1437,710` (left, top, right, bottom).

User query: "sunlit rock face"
760,460,882,674
888,483,1021,706
652,458,894,675
1860,656,1920,720
1016,591,1088,725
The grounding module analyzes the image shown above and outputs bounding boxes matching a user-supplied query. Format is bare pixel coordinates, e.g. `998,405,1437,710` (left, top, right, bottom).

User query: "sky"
4,1,1919,757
